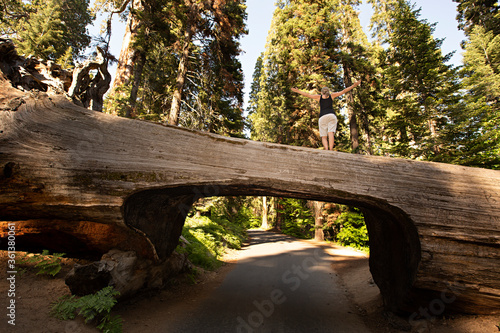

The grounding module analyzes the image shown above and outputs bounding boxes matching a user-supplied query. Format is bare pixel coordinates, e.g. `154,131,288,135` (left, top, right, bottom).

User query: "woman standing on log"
291,80,361,150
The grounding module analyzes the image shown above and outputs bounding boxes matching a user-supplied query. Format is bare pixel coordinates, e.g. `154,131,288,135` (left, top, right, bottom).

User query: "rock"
148,250,192,289
65,249,191,298
65,262,112,296
99,249,147,298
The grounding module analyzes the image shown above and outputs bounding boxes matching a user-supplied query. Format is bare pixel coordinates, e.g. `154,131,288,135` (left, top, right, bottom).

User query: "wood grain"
1,87,499,314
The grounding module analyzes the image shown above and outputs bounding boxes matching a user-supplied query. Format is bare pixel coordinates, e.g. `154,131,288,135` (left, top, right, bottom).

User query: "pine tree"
108,0,146,104
166,0,247,128
337,0,378,153
4,0,93,65
0,0,26,30
435,25,500,168
103,0,178,118
16,0,64,59
250,0,343,147
367,0,399,42
373,1,457,159
462,26,499,111
453,0,500,35
428,0,500,169
246,55,263,124
104,0,247,137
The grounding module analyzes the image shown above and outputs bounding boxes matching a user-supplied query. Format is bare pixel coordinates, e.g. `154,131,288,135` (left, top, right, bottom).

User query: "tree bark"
127,50,146,117
111,0,143,91
274,198,284,231
1,76,500,314
359,103,374,155
311,201,324,241
261,196,269,229
343,65,359,152
169,10,194,125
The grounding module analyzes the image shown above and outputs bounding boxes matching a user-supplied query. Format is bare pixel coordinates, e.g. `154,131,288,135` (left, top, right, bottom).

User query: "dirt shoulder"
0,250,97,333
311,240,500,333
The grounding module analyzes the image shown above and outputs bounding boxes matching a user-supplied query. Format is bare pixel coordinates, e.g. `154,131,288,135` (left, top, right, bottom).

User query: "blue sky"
239,0,465,107
94,0,465,108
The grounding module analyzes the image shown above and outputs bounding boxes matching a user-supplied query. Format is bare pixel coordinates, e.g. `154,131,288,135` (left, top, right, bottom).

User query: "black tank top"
319,95,335,118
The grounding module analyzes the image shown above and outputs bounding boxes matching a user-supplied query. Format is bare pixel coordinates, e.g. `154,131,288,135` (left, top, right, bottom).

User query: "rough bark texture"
168,9,194,126
110,0,143,91
0,39,110,111
310,201,325,241
0,79,499,315
261,196,269,229
342,66,359,152
68,47,111,111
0,39,72,95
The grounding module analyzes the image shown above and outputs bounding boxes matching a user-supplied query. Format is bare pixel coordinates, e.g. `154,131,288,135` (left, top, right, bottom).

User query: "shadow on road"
245,229,296,245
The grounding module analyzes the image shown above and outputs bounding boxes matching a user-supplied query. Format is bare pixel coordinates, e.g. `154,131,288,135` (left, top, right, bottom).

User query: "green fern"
18,250,65,277
51,295,78,320
51,286,122,333
97,314,123,333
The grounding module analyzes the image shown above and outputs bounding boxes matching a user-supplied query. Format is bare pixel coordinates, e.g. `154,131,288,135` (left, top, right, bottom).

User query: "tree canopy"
248,0,499,168
1,0,93,66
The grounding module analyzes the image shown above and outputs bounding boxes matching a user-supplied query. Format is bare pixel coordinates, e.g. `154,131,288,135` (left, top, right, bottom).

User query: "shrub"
51,286,122,333
335,208,369,251
180,214,247,270
278,198,314,239
18,250,65,277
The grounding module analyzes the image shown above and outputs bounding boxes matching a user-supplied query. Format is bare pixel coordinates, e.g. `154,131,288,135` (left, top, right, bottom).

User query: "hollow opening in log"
2,220,157,261
123,183,421,312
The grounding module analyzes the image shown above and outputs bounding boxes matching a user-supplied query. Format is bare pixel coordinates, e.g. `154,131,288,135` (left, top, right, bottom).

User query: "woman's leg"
328,131,335,150
322,136,329,150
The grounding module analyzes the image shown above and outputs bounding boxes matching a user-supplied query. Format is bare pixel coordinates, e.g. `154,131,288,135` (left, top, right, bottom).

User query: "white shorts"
318,113,338,137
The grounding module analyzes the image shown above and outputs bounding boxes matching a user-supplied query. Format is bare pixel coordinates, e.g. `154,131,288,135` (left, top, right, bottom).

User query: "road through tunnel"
123,183,421,313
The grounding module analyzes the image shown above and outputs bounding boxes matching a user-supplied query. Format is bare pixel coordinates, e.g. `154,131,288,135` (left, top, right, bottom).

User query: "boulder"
65,249,191,298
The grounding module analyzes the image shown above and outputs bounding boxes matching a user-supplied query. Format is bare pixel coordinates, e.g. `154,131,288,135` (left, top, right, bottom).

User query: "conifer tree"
337,0,378,153
166,0,247,128
435,24,500,168
246,55,263,124
101,0,179,118
103,0,247,137
367,0,399,42
2,0,93,65
425,0,499,169
453,0,500,35
15,0,64,59
371,0,457,159
251,0,343,147
0,0,26,31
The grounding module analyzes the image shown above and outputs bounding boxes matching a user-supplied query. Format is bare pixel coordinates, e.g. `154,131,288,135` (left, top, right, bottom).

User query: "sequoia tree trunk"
311,201,325,241
1,73,500,315
168,14,194,126
343,65,359,153
261,196,269,229
112,1,142,89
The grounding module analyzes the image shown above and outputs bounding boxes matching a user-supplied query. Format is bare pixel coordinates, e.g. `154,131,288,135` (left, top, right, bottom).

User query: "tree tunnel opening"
123,183,421,313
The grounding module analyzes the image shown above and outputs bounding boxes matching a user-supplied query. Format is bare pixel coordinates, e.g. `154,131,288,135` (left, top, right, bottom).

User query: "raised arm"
291,88,320,101
330,80,361,98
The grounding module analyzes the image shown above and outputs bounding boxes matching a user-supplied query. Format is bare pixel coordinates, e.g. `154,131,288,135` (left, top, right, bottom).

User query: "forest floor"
0,235,499,333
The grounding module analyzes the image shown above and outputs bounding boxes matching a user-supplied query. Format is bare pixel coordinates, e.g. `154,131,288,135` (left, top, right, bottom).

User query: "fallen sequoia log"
1,75,499,315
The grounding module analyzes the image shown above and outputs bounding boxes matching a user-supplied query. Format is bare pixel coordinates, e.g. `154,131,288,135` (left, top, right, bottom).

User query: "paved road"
168,230,371,333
